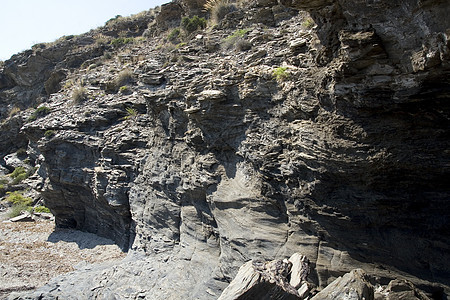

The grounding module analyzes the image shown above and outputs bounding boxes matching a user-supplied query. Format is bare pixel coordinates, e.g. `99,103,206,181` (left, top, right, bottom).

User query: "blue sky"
0,0,169,60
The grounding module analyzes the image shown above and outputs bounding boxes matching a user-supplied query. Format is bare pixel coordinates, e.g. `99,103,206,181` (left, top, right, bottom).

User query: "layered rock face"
1,0,449,299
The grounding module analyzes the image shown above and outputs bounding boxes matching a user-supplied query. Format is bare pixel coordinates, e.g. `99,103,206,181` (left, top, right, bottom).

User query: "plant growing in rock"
28,106,51,121
235,39,252,51
35,106,51,116
273,67,289,82
204,0,237,25
115,69,134,88
16,148,27,157
6,191,33,206
34,206,51,213
176,42,187,49
6,191,33,218
8,107,21,118
123,107,138,121
181,16,207,34
9,166,28,185
168,28,181,42
119,86,131,94
302,18,315,29
72,87,87,103
110,37,134,47
95,34,111,46
0,177,8,185
44,130,56,138
222,28,251,50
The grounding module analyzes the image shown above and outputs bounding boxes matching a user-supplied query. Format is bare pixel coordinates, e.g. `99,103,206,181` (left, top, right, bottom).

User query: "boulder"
384,280,431,300
218,258,302,300
311,269,374,300
10,213,34,222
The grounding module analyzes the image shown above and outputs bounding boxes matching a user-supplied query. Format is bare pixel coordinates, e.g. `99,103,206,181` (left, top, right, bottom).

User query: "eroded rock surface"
1,0,449,299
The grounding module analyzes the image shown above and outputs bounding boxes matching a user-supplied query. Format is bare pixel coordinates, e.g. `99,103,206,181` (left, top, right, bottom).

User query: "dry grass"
204,0,237,25
8,107,21,118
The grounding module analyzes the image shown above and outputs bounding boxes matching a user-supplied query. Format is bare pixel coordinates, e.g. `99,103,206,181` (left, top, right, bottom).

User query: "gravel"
0,217,126,299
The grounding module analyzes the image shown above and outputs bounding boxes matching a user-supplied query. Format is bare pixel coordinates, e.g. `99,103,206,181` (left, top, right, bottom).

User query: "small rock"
288,253,310,289
290,38,307,49
10,213,35,222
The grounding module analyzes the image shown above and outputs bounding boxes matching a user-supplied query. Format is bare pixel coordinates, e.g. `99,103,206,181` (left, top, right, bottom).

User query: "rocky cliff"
1,0,449,299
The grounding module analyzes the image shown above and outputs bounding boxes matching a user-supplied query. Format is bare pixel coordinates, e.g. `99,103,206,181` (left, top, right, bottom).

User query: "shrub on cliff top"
181,16,207,34
204,0,237,25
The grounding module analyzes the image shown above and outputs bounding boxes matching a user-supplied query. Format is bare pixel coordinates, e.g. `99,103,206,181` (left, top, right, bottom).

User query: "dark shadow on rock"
47,228,117,250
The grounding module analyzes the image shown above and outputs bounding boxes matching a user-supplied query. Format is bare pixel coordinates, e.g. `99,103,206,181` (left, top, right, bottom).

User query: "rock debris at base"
0,220,125,299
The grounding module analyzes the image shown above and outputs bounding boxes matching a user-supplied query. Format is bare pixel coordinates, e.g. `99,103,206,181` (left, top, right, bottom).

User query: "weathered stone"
218,258,302,300
311,269,374,300
288,253,310,289
384,280,431,300
10,213,34,222
1,0,449,299
138,73,165,86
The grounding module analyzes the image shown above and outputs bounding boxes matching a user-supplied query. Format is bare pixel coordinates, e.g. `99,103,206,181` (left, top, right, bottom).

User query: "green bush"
35,106,51,116
110,37,134,46
8,204,31,218
28,106,51,121
12,173,28,185
34,206,51,213
6,191,34,218
302,18,314,29
222,28,251,50
227,28,250,40
6,191,33,206
123,107,138,120
10,167,27,184
9,166,37,185
119,86,131,94
273,67,289,81
181,16,207,34
168,28,181,42
176,42,187,49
